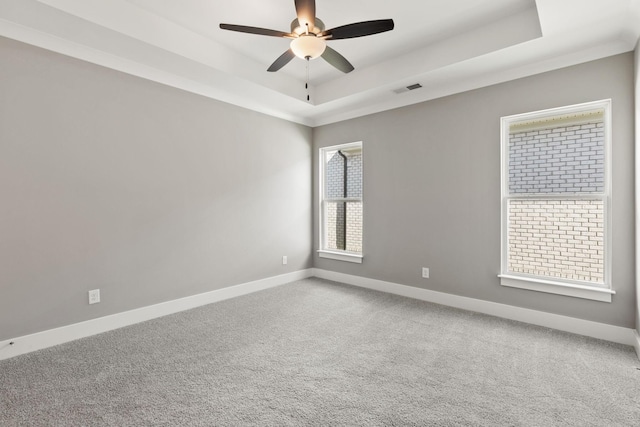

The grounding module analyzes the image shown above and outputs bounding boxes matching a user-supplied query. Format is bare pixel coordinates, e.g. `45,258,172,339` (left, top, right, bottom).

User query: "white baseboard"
0,269,313,361
313,269,638,349
2,268,637,362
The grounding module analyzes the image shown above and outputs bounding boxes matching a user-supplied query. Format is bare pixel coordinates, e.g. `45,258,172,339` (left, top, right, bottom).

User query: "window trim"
499,99,613,302
318,141,363,263
317,249,363,263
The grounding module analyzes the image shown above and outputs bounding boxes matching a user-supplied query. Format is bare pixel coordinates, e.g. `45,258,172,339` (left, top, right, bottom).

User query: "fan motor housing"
291,18,325,35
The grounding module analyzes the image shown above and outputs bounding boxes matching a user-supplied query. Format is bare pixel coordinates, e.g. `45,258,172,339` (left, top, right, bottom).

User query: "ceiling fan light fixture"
220,1,394,73
290,35,326,59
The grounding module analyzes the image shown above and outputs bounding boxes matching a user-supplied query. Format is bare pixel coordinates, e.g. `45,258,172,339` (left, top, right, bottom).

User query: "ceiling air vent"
392,83,422,94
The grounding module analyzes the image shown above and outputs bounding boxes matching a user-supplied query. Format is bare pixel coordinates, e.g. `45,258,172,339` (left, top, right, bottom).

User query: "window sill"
317,250,363,264
499,274,614,302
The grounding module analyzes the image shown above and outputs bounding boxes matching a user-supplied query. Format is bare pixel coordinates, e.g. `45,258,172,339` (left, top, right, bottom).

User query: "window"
319,142,363,263
499,100,614,302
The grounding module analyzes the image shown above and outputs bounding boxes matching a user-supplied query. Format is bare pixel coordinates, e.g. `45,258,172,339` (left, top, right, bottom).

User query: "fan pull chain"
305,57,310,102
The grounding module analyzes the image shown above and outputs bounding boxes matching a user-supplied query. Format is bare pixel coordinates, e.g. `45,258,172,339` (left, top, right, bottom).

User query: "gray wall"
0,35,635,340
0,37,313,340
313,53,636,328
636,43,640,334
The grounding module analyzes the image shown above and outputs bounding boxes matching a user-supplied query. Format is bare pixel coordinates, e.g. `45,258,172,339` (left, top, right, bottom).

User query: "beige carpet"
1,278,639,426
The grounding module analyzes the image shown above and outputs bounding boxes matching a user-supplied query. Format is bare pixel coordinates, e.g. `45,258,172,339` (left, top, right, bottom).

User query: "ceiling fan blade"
267,49,296,72
220,23,295,39
320,19,394,40
294,0,316,31
321,46,354,73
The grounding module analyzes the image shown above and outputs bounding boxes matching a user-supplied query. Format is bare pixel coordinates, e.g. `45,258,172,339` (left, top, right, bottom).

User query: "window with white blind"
499,100,614,302
318,142,363,263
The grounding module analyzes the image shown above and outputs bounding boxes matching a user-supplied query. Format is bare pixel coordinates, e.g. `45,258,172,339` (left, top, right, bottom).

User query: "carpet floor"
1,278,639,426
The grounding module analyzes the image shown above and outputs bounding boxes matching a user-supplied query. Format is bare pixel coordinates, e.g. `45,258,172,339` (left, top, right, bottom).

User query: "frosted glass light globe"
290,35,326,59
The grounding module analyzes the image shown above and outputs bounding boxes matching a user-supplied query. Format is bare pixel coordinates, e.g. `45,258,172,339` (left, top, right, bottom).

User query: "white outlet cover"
422,268,430,278
282,256,288,265
88,289,100,304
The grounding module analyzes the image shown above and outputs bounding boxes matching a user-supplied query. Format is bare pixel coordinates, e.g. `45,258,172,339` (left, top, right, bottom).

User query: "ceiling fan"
219,0,394,74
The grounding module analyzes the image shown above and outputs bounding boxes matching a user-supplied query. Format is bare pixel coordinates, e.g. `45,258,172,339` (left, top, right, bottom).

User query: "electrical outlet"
422,268,430,279
88,289,100,305
282,255,288,265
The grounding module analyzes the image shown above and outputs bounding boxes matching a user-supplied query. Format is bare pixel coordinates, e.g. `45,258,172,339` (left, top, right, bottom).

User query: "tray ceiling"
1,0,638,126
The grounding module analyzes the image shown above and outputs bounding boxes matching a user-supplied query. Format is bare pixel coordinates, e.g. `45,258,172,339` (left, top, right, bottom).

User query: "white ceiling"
1,0,639,126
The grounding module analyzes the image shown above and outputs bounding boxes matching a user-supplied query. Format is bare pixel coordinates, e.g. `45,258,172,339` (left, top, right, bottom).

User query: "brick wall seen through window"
501,101,611,300
321,144,362,254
